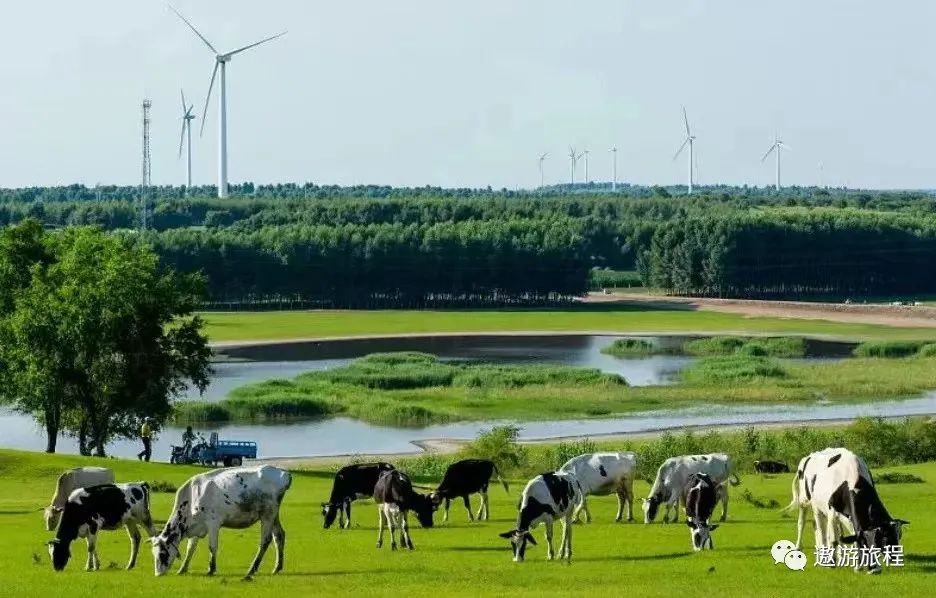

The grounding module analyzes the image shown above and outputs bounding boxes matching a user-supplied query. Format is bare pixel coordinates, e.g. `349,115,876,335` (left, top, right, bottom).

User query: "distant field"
201,307,936,344
2,449,933,597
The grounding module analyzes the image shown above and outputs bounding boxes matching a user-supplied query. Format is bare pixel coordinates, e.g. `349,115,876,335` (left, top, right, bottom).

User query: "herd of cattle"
41,448,908,576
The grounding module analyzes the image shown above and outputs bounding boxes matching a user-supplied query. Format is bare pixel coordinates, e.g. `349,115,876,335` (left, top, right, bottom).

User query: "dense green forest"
1,184,934,305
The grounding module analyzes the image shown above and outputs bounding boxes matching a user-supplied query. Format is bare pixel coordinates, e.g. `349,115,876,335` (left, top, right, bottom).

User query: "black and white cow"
559,452,637,523
150,465,292,577
44,466,115,531
788,448,908,573
47,482,154,571
754,460,790,474
643,453,739,523
373,469,436,551
430,459,508,523
321,462,395,529
499,471,583,563
683,473,719,551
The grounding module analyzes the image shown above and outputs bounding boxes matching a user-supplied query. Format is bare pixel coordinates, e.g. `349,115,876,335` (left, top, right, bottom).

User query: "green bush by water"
679,355,787,384
682,336,806,358
853,340,929,358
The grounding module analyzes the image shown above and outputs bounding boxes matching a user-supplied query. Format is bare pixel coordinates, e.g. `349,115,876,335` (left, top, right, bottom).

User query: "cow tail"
493,464,509,493
780,473,799,515
141,482,151,513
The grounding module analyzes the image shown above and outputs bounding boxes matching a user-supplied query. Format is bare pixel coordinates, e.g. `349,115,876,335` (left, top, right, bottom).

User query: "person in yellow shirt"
137,417,154,462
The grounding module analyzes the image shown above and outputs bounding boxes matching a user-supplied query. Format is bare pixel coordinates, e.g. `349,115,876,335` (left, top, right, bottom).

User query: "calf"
150,465,292,576
374,470,436,550
430,459,508,523
683,473,720,551
47,482,154,571
643,453,739,523
44,466,115,531
787,448,907,573
499,471,583,563
754,460,790,474
322,462,395,529
559,452,637,523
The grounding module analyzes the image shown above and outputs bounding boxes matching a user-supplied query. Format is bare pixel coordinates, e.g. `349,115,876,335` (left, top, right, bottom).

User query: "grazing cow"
321,462,395,529
643,453,739,524
150,465,292,577
430,459,509,523
754,460,790,474
374,470,436,551
499,471,584,563
44,466,115,531
559,452,637,523
683,473,720,551
47,482,154,571
787,448,907,573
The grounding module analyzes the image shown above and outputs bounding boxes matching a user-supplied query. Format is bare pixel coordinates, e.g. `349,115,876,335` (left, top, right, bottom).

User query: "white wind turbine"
178,89,196,190
568,146,583,185
583,148,590,183
672,106,695,194
609,146,618,191
538,152,549,189
761,133,790,191
170,4,286,198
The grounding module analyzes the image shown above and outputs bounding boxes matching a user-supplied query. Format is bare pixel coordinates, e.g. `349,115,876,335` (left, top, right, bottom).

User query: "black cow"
683,473,719,551
754,460,790,474
321,462,395,529
47,482,155,571
430,459,509,522
373,470,436,551
835,477,909,572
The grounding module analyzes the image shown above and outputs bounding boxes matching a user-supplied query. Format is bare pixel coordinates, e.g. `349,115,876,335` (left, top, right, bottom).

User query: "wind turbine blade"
781,143,792,152
168,4,218,54
180,88,186,113
761,144,777,162
682,106,690,136
179,120,186,158
199,60,219,137
540,152,549,160
226,31,287,57
672,137,690,161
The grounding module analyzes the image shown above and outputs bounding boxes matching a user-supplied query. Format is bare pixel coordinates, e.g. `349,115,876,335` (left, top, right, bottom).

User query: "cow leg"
477,490,488,520
247,520,274,577
718,485,729,522
667,498,680,523
125,522,141,570
85,534,97,571
544,519,555,560
206,526,221,576
376,507,385,548
625,477,635,522
794,507,807,550
561,515,573,563
177,538,198,574
582,496,592,523
812,511,827,552
343,500,352,529
402,512,414,550
387,510,398,551
615,489,626,523
271,517,286,574
463,495,474,522
443,498,450,523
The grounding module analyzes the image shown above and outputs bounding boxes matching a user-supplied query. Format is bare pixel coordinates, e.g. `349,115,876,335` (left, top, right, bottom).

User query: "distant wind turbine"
178,89,196,190
568,146,583,185
761,133,791,191
169,4,286,198
538,152,549,189
609,146,618,192
583,149,590,183
673,106,696,194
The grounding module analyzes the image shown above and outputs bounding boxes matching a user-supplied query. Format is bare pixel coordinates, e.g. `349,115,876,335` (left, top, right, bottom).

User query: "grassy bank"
175,351,936,427
201,307,936,343
601,335,809,358
2,445,935,597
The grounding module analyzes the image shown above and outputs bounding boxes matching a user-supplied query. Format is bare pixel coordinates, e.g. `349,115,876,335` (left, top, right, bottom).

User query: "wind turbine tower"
170,5,286,198
179,89,196,190
583,149,590,183
538,152,549,189
141,99,152,230
761,134,790,191
609,146,618,191
673,106,695,194
567,146,583,185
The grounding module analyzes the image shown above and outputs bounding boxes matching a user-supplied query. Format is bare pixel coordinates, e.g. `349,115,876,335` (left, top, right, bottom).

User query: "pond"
0,333,863,460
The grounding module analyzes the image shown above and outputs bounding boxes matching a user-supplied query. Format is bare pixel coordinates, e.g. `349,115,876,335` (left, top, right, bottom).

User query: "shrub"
461,425,529,475
541,438,599,470
397,453,457,480
149,480,178,493
601,338,659,357
682,336,746,356
683,336,806,358
917,343,936,357
680,356,786,384
453,364,623,388
317,353,455,390
853,341,926,358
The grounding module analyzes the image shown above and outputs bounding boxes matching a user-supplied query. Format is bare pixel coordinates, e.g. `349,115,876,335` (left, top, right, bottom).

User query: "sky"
0,1,934,190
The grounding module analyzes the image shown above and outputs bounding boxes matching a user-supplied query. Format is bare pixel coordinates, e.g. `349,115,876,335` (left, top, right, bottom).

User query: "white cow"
787,447,907,571
44,466,115,531
499,471,584,563
150,465,292,577
643,453,739,523
559,452,637,522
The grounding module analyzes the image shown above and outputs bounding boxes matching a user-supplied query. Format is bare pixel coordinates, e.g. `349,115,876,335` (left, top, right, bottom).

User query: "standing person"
137,417,154,462
181,426,196,460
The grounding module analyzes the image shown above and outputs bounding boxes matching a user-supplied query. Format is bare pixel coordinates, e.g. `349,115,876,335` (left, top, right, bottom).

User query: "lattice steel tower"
141,99,152,230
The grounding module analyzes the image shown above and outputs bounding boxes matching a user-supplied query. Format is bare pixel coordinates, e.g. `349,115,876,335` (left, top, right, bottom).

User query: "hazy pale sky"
1,1,934,190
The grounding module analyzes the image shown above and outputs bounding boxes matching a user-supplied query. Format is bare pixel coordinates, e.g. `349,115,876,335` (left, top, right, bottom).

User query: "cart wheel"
223,457,232,467
231,457,243,467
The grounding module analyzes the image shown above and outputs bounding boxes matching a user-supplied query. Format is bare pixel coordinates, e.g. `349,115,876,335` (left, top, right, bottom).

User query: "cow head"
499,529,537,562
685,519,718,551
47,538,70,571
150,535,179,576
642,495,662,523
43,506,63,532
321,502,341,529
841,519,908,555
411,493,437,528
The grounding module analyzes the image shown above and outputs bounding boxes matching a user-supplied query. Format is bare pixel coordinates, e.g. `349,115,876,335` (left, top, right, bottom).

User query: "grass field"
201,307,936,344
2,449,934,598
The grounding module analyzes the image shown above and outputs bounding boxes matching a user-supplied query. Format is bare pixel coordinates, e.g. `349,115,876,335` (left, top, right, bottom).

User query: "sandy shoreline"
251,413,935,469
